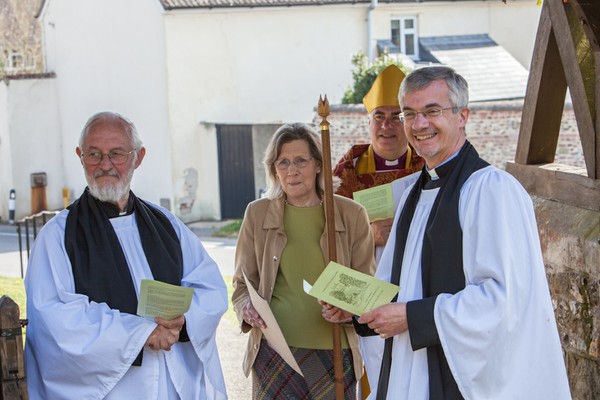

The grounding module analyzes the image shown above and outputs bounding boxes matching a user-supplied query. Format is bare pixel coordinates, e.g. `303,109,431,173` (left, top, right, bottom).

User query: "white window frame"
391,16,419,60
25,50,35,70
4,50,23,71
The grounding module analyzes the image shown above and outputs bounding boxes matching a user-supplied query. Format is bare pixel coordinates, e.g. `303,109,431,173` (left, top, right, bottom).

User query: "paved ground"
0,220,252,399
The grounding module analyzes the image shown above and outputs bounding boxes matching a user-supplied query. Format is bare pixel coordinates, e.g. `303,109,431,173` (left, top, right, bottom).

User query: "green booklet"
304,261,399,316
136,279,194,320
353,182,394,222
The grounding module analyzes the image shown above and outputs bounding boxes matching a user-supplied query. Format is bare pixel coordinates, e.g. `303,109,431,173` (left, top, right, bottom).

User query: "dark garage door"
217,125,255,219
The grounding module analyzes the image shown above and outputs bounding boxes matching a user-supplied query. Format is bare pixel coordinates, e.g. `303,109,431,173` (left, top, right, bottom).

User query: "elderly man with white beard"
24,111,228,400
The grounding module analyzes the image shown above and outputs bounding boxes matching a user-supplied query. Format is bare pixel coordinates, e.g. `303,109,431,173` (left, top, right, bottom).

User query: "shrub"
342,50,410,104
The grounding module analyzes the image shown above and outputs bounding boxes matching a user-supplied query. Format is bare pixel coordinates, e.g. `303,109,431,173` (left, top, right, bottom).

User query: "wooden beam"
506,162,600,211
571,0,600,51
547,0,597,178
597,52,600,179
570,0,599,178
516,5,567,165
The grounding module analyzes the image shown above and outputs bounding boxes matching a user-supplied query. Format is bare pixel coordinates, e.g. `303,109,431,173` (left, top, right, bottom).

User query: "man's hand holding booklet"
137,279,194,320
304,261,399,316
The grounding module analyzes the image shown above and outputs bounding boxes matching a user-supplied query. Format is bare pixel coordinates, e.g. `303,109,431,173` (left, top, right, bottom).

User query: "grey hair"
399,66,469,112
263,123,324,199
79,111,144,150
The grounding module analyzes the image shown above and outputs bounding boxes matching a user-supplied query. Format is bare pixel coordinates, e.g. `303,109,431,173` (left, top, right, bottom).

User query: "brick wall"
315,99,583,170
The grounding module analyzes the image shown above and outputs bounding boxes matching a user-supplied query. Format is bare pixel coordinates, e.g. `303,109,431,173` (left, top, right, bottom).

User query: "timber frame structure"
506,0,600,212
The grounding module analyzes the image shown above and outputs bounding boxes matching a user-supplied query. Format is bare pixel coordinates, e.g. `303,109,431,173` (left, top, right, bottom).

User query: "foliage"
342,50,411,104
212,219,242,238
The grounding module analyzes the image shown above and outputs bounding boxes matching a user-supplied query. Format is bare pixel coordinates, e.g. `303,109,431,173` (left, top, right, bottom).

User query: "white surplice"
366,166,571,399
25,205,228,400
360,172,421,393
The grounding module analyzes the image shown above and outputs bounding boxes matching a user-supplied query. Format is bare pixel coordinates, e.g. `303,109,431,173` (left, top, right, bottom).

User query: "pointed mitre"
362,64,406,113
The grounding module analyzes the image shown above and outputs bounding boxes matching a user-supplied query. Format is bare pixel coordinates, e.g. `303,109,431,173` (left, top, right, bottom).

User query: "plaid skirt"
252,339,357,400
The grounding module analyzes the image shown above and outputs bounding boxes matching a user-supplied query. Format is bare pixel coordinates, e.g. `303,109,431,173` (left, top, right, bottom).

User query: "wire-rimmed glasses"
80,149,137,166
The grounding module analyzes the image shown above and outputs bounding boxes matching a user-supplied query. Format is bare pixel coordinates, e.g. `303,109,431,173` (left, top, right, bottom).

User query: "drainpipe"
367,0,378,62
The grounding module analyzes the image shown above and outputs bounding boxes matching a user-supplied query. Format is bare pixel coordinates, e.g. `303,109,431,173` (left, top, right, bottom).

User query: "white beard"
87,167,134,204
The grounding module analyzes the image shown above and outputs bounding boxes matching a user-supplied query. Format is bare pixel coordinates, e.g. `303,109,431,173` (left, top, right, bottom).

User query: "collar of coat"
261,195,346,233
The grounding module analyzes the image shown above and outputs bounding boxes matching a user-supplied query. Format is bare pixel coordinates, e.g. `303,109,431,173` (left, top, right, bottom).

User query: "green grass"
0,276,26,319
0,277,27,345
212,220,242,238
223,274,238,324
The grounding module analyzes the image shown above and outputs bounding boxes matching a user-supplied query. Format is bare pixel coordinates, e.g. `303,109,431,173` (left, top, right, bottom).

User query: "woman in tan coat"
232,123,376,399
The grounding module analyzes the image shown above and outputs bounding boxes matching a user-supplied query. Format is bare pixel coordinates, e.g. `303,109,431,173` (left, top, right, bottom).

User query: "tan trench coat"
232,194,376,380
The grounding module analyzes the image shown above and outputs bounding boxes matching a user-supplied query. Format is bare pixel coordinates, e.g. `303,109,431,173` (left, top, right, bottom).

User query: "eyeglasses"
80,149,137,166
275,157,313,171
371,112,402,125
400,106,462,122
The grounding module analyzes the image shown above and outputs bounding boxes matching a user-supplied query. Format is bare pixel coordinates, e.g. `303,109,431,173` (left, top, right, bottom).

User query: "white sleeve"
434,167,570,399
24,212,156,399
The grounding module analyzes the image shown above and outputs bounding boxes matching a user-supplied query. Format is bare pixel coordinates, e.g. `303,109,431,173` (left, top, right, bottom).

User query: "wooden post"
0,296,28,400
318,95,344,399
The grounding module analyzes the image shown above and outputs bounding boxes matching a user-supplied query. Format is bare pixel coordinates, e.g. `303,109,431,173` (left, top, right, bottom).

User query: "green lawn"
223,274,237,324
212,219,242,238
0,276,26,319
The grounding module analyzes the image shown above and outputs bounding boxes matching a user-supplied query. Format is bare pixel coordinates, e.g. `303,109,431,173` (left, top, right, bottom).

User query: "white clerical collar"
427,168,440,180
425,149,462,180
384,159,399,166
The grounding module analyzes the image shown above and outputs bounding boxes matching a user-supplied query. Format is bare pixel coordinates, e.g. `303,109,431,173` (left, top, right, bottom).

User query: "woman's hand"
320,301,353,324
371,218,393,246
242,300,267,329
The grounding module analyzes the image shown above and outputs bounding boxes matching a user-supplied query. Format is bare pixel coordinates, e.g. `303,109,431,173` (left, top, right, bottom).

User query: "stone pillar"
534,197,600,399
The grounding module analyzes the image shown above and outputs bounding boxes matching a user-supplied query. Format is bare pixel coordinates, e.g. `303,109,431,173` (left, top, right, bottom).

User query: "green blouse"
270,203,349,349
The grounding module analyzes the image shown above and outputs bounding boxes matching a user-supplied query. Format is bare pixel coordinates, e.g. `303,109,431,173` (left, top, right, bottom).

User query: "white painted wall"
371,1,541,69
0,78,62,221
0,82,11,221
488,2,542,69
163,5,369,220
40,0,173,208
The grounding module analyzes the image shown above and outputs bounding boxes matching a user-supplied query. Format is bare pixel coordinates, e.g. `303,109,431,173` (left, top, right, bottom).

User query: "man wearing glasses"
333,64,424,397
351,66,571,399
25,111,228,399
334,64,424,258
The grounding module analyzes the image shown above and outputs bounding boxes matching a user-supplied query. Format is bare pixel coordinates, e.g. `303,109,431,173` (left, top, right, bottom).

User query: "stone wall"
314,99,583,171
313,100,597,398
535,198,599,400
0,0,44,76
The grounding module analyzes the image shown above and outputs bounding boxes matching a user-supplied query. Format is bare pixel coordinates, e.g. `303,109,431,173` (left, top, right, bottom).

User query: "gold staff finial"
318,95,330,129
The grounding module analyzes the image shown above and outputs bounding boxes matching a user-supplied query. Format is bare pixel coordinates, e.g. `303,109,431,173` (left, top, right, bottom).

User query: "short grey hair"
79,111,144,150
399,66,469,112
263,123,324,199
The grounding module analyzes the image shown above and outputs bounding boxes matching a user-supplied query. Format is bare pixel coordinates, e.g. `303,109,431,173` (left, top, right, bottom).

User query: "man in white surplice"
323,66,571,399
25,112,228,399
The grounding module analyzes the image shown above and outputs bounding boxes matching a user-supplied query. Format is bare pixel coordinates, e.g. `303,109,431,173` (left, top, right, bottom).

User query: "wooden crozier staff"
317,95,344,400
